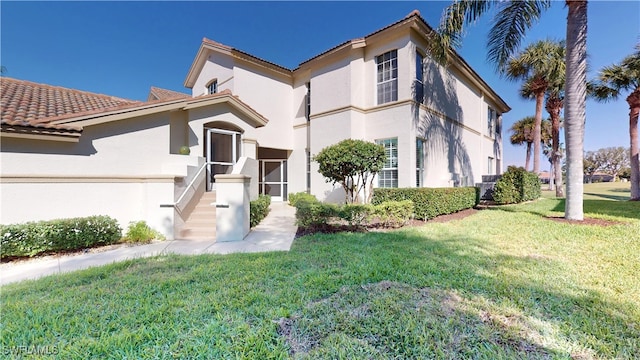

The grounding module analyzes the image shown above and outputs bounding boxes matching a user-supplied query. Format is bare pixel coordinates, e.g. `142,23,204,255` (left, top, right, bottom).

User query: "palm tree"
505,40,565,175
591,45,640,200
438,0,588,220
542,42,567,198
546,92,564,197
510,116,536,170
510,116,551,171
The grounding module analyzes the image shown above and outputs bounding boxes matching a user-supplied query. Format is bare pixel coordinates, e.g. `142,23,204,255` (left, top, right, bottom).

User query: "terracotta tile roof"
148,86,190,101
1,77,140,132
1,77,269,138
202,37,294,73
299,10,426,67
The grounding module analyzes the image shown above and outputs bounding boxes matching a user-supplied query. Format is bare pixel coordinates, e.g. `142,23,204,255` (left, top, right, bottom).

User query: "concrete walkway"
0,203,297,286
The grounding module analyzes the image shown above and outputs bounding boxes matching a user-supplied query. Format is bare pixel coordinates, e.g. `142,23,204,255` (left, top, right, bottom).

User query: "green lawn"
542,180,632,201
2,183,639,359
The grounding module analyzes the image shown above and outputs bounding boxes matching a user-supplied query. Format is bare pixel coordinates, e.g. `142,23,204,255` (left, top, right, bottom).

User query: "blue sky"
2,1,638,170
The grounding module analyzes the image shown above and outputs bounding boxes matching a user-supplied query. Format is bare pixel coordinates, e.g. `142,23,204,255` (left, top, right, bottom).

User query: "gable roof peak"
406,9,421,18
148,86,190,101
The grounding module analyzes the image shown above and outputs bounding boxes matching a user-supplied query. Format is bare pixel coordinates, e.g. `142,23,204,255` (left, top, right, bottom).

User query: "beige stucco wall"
0,113,196,238
193,53,235,97
0,181,175,238
186,103,260,159
185,25,506,201
233,65,294,150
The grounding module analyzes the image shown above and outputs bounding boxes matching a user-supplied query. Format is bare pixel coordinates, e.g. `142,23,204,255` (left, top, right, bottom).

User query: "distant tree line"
583,147,630,183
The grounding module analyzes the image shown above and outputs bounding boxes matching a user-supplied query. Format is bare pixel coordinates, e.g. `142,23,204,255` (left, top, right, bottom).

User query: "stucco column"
214,174,251,242
242,138,258,159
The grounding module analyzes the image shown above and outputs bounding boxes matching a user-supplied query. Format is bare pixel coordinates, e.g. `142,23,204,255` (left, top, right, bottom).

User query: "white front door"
259,160,287,202
206,128,241,190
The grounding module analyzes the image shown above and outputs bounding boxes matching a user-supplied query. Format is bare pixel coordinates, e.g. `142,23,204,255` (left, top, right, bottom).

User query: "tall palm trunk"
564,0,587,220
628,89,640,200
533,90,545,174
548,159,555,190
546,96,564,197
525,142,532,171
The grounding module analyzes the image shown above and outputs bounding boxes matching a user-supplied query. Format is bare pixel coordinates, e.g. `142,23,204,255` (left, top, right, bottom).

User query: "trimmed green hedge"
493,166,541,204
294,199,340,228
250,195,271,228
372,187,477,220
293,197,414,229
370,200,414,227
288,192,318,207
1,216,122,259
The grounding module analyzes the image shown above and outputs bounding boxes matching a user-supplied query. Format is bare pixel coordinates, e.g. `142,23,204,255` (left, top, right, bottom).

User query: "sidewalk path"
0,203,297,286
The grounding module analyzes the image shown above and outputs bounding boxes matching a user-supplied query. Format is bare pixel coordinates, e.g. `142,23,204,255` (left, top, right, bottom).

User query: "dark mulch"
295,208,480,238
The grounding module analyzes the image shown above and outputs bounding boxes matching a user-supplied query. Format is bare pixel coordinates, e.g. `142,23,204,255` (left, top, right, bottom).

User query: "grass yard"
542,180,632,201
1,183,639,359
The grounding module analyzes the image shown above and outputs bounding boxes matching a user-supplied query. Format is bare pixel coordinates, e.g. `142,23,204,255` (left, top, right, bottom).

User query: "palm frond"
592,44,640,98
488,0,552,71
589,82,619,102
437,0,495,61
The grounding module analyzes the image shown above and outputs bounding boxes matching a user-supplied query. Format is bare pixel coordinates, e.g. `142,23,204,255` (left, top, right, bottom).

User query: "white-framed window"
415,51,424,103
487,107,497,137
488,157,494,175
376,50,398,104
416,138,425,187
207,80,218,95
376,138,398,188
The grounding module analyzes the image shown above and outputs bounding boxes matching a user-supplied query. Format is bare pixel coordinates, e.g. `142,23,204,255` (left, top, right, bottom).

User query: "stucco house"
1,11,509,240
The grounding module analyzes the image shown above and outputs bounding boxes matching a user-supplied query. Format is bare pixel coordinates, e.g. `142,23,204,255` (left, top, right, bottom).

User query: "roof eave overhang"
40,94,267,131
184,41,233,89
184,41,292,89
183,94,268,128
52,99,188,128
0,126,82,142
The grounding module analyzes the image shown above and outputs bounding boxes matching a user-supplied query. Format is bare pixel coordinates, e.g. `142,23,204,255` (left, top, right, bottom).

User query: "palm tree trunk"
564,0,587,220
547,97,564,197
628,90,640,200
533,91,545,174
525,142,532,171
554,150,564,197
549,160,555,191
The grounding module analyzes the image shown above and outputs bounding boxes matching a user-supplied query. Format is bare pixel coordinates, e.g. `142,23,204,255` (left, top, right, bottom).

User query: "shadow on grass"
584,192,630,201
2,225,638,358
490,198,640,221
284,230,638,358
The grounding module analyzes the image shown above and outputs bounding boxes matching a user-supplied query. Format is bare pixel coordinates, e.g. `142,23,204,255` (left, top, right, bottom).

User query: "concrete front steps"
179,191,216,240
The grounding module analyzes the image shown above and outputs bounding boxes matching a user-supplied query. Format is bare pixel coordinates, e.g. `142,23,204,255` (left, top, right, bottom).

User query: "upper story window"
376,50,398,104
487,107,496,137
415,51,424,103
207,80,218,95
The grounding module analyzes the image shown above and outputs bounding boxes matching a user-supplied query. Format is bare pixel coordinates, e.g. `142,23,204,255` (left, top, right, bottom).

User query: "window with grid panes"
415,51,424,103
376,50,398,104
207,80,218,95
376,138,398,188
